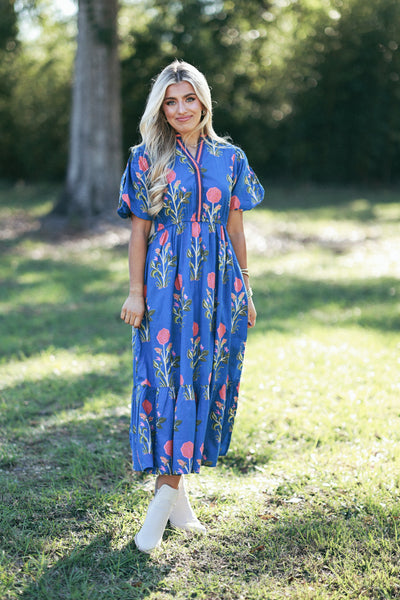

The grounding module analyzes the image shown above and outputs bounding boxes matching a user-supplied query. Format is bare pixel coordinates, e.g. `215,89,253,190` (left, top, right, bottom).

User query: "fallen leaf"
250,545,265,553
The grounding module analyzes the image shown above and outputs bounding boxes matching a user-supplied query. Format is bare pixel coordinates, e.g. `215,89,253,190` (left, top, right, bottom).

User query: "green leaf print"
150,236,177,288
139,308,155,342
231,291,247,334
156,417,167,429
133,180,151,213
187,235,209,281
187,337,209,381
174,419,183,433
172,288,192,328
164,183,191,234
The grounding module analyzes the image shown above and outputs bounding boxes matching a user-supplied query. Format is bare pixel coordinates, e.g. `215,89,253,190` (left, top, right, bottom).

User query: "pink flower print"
207,272,215,289
138,156,149,172
191,221,201,238
230,195,241,210
122,193,131,209
219,384,226,400
166,169,176,184
164,440,173,456
206,187,222,204
181,441,194,459
217,323,226,338
200,443,204,455
157,223,165,231
142,399,152,415
141,379,151,387
157,328,170,345
180,374,184,386
234,277,243,292
191,213,196,222
193,322,199,336
160,230,169,246
175,274,183,290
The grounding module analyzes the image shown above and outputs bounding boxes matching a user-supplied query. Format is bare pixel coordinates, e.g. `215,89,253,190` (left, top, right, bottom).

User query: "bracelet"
246,287,253,299
241,267,249,277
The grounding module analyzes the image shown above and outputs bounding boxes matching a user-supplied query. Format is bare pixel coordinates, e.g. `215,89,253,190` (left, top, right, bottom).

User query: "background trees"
2,0,400,190
61,0,121,217
0,0,20,179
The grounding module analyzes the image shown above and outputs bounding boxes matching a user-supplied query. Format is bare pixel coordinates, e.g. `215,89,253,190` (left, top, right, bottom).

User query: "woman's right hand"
120,294,145,328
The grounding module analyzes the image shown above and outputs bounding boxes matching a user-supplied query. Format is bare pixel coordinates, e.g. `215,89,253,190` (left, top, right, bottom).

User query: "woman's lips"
176,116,192,122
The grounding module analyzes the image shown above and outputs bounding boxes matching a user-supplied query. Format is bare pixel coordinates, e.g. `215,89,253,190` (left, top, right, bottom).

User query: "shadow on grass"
196,499,400,598
17,499,400,599
0,249,129,360
218,447,274,475
0,369,130,428
19,534,169,600
0,406,133,489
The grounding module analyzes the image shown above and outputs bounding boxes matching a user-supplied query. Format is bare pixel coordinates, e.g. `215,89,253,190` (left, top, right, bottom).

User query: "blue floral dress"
118,134,264,474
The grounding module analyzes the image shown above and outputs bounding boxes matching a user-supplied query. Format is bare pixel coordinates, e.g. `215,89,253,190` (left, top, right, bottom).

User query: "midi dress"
118,134,264,475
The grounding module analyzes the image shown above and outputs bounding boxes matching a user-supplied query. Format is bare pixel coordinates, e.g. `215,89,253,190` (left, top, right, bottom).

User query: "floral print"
118,134,264,474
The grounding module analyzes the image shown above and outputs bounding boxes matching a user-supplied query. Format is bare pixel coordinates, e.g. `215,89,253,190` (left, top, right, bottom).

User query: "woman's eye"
166,100,175,106
186,96,195,102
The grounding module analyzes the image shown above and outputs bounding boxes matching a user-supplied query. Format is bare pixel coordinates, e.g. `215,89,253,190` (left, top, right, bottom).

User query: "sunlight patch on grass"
1,349,122,386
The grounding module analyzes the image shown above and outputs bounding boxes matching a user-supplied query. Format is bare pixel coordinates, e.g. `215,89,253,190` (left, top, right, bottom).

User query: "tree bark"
60,0,122,220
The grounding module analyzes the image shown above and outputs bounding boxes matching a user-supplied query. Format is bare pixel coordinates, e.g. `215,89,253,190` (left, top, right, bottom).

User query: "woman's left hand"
248,297,257,328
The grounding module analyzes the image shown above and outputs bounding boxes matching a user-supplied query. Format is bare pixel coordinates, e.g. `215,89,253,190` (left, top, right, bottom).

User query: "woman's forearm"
120,215,152,327
128,216,152,296
229,230,248,275
227,209,256,327
227,210,249,283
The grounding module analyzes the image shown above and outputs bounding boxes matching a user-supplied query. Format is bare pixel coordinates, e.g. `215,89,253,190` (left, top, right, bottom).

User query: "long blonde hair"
137,60,227,217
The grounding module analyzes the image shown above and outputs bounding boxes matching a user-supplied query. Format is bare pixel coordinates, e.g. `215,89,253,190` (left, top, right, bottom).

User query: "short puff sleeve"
229,148,264,211
117,145,153,221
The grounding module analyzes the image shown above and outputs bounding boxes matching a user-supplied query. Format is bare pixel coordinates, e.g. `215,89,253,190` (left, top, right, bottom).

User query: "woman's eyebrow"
164,92,197,100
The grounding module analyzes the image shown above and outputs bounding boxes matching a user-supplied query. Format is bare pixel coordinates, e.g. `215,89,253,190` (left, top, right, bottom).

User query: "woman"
118,60,264,553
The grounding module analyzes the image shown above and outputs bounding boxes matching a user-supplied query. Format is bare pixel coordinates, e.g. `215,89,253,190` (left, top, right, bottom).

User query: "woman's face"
162,81,203,138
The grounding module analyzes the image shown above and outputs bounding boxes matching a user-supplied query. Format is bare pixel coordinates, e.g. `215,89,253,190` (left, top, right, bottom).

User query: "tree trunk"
60,0,122,220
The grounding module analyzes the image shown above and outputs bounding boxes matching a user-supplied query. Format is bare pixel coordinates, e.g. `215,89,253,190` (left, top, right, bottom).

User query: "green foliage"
2,0,400,183
0,0,18,49
0,3,75,180
120,0,400,183
0,0,19,176
271,0,400,183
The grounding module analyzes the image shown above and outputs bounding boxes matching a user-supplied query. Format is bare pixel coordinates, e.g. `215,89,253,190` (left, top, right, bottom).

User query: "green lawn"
1,181,400,599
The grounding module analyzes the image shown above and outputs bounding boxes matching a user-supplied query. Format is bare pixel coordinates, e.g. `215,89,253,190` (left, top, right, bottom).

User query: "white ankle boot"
169,477,206,534
135,484,179,553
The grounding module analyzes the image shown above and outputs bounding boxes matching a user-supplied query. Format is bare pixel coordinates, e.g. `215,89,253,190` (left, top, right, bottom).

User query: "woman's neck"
182,133,201,157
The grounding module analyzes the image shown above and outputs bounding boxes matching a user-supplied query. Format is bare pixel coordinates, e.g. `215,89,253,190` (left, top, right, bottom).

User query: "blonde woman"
118,60,264,553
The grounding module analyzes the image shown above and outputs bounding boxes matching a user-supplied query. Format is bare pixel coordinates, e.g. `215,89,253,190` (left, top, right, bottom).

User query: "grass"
0,180,400,599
